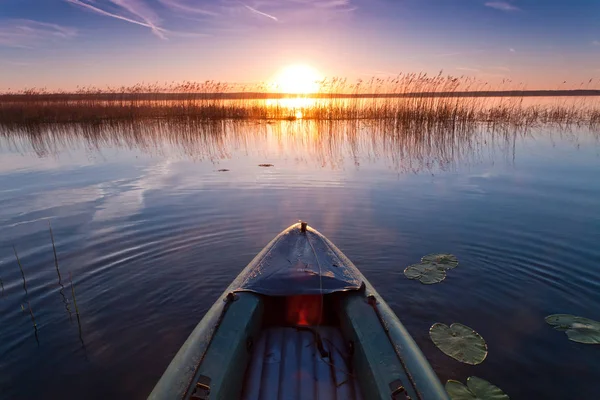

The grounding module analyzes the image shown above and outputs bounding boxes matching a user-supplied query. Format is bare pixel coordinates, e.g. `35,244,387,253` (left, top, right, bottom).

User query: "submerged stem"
70,272,80,317
13,246,27,295
69,272,85,346
49,221,62,283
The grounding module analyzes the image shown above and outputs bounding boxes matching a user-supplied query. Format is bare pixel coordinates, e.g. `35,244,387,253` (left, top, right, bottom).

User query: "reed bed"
1,74,599,129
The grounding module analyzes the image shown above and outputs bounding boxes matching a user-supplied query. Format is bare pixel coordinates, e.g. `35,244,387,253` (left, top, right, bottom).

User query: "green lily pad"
446,377,509,400
421,253,459,269
545,314,600,344
404,262,447,284
430,323,488,365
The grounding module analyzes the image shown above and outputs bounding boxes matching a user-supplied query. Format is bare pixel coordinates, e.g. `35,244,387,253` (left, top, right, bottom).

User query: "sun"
273,64,323,94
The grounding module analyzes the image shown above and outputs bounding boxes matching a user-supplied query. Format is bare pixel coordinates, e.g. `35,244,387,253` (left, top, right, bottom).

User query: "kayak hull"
150,223,449,400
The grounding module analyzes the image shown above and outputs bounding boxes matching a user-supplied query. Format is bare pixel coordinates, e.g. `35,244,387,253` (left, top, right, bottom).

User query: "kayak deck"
242,327,362,400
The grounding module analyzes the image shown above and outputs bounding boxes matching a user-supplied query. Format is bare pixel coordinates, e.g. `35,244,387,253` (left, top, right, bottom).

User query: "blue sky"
0,0,599,90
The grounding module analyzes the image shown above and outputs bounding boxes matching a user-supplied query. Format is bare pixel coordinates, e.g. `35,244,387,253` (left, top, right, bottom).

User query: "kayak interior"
241,293,363,400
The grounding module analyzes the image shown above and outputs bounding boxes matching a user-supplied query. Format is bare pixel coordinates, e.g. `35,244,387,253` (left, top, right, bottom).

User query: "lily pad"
404,262,447,284
430,323,488,365
421,253,459,269
446,377,509,400
545,314,600,344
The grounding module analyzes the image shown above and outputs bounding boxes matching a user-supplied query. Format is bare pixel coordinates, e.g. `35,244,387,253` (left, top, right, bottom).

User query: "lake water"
0,120,599,399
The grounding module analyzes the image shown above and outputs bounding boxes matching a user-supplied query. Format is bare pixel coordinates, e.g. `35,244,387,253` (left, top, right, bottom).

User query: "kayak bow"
150,222,448,400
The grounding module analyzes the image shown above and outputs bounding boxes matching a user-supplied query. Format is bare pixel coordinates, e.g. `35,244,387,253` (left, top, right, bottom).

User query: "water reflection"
0,120,529,173
0,117,599,399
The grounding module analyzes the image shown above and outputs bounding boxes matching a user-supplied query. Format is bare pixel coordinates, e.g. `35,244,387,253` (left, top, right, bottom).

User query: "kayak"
150,222,449,400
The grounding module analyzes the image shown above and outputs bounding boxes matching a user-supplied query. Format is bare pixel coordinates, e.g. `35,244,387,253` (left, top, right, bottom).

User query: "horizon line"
2,89,600,100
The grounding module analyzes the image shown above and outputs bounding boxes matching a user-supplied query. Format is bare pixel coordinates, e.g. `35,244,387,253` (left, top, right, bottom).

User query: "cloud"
157,0,219,17
456,66,480,72
484,2,520,11
241,3,279,21
509,47,516,52
593,40,600,46
65,0,167,39
0,19,77,48
65,0,357,39
313,0,352,8
232,0,355,25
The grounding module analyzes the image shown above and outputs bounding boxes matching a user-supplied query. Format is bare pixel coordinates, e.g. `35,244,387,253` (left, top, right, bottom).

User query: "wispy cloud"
313,0,352,8
490,66,511,71
241,3,279,21
0,19,77,48
232,0,355,24
456,66,481,72
157,0,219,17
65,0,167,39
485,2,520,11
509,47,516,52
593,40,600,46
64,0,356,39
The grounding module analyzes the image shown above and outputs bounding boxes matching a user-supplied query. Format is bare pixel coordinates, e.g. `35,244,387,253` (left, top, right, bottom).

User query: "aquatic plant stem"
49,222,72,320
49,221,61,282
27,301,39,343
69,272,85,345
69,272,80,317
13,246,28,295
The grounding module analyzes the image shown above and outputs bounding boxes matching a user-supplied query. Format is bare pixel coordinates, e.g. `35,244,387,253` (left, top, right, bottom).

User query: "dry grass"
1,74,599,129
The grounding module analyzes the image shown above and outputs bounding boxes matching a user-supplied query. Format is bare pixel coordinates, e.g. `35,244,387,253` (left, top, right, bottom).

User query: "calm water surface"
0,120,599,399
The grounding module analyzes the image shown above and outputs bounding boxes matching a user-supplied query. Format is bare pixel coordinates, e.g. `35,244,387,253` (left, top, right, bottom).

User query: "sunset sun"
273,64,323,94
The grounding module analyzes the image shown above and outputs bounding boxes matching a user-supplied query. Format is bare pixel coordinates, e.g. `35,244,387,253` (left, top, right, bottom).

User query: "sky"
0,0,599,91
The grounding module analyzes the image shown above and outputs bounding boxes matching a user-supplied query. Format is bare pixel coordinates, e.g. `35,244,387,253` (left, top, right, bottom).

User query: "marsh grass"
1,74,599,129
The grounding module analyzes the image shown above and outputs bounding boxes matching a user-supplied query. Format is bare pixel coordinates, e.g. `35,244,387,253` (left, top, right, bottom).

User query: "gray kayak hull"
149,223,449,400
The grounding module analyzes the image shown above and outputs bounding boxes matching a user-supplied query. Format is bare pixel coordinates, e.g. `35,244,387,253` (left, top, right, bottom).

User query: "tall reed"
1,75,599,129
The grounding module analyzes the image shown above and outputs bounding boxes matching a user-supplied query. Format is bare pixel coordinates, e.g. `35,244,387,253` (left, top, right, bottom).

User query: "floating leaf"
446,377,509,400
421,253,459,269
404,262,447,284
430,323,488,365
545,314,600,344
